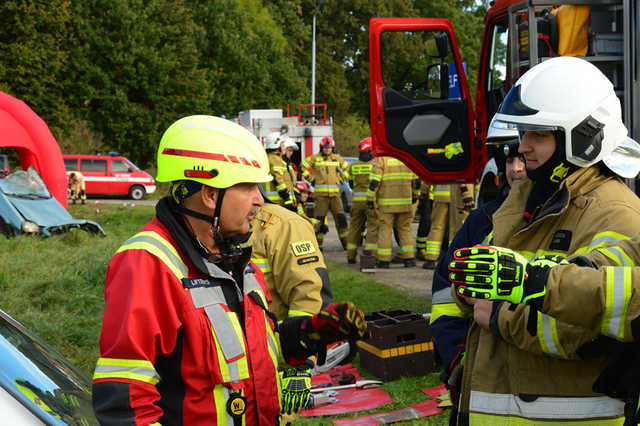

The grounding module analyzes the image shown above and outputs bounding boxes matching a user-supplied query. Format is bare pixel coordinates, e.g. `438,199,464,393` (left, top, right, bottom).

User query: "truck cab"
369,0,639,195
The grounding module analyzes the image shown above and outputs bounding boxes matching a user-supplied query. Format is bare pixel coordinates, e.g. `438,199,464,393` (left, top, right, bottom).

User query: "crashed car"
0,308,98,425
0,167,105,237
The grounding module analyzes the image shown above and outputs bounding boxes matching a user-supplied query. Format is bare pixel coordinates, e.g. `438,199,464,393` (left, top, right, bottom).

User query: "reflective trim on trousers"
469,391,624,420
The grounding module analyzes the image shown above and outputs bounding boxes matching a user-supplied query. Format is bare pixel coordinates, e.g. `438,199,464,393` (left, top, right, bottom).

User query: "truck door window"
381,30,459,101
80,159,107,172
486,22,508,123
63,159,77,171
112,159,132,173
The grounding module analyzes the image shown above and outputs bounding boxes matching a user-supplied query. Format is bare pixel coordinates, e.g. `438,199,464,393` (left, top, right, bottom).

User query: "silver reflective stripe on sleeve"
604,267,632,340
469,391,624,419
432,287,455,305
537,312,567,358
93,364,160,383
125,235,188,277
600,246,634,267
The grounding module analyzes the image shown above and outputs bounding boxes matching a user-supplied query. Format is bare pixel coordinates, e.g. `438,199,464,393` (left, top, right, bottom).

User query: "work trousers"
377,210,414,262
415,199,432,253
70,183,86,204
424,201,448,261
315,195,347,246
346,203,378,261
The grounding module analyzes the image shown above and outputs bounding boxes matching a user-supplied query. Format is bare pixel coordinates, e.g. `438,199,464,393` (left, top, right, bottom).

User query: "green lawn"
0,203,449,425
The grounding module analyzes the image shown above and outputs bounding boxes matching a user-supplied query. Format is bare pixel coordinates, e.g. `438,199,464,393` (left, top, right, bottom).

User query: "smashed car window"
0,166,51,198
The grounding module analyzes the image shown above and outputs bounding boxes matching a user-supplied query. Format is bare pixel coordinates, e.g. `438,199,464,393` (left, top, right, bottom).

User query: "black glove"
366,200,374,210
279,189,291,202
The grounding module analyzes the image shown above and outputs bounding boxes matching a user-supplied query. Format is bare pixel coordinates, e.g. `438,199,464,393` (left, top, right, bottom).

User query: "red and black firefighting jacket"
92,198,282,425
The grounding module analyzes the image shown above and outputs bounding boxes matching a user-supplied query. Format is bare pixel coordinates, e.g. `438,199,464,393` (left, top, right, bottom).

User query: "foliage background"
0,0,485,167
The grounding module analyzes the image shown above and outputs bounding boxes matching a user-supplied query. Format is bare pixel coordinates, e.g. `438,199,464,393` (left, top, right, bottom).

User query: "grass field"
0,203,448,425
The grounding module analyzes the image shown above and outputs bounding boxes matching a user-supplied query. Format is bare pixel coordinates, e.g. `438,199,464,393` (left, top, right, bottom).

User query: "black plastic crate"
357,310,435,381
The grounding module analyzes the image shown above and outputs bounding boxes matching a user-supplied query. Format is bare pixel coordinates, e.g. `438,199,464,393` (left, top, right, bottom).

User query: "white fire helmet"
489,56,640,178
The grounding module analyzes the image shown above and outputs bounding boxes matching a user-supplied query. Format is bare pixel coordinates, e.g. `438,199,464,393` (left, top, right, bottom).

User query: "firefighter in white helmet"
92,116,369,425
447,57,640,425
264,132,297,211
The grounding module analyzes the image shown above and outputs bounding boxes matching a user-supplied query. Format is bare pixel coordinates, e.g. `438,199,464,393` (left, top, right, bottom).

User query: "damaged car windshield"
0,167,51,198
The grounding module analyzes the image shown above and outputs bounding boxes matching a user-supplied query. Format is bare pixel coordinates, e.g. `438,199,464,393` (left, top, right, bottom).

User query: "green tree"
189,0,307,117
0,0,74,138
68,0,209,167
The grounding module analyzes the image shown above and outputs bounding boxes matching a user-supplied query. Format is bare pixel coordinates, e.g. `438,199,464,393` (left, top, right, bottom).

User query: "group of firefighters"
90,57,640,426
261,131,476,272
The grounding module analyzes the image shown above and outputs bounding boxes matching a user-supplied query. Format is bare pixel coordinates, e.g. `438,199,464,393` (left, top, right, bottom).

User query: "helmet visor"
492,119,562,133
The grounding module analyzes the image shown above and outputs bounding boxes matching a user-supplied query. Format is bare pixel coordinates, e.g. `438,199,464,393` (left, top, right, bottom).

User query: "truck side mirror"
434,33,449,59
439,62,449,99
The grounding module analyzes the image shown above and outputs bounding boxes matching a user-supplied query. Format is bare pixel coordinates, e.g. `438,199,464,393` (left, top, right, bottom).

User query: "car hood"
7,196,105,237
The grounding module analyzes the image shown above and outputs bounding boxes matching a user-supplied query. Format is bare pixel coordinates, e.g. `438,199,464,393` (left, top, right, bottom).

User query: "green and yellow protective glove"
448,246,566,305
280,367,311,415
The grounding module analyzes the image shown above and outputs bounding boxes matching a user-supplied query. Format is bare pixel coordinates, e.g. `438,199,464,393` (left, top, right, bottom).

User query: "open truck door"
369,18,482,183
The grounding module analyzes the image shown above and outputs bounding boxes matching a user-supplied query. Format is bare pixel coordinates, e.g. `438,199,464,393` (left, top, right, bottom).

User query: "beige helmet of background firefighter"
301,136,351,249
346,137,378,264
94,115,370,425
264,131,297,211
447,57,640,425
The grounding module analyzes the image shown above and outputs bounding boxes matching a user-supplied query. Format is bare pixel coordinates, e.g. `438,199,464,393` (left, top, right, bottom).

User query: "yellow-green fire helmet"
156,115,272,188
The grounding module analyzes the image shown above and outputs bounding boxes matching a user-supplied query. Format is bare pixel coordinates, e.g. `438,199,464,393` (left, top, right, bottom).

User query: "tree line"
0,0,485,166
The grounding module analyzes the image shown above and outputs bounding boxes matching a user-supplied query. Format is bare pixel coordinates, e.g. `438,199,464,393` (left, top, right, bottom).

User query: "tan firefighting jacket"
539,234,640,343
349,159,374,204
301,152,349,197
431,184,450,203
249,203,332,321
264,151,296,203
367,157,418,213
454,166,640,424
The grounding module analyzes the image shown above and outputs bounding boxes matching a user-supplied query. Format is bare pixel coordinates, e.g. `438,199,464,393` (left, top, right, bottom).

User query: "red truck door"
369,18,480,183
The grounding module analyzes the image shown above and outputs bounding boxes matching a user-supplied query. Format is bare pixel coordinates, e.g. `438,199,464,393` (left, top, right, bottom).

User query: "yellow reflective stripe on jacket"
573,231,631,255
251,257,272,273
602,267,633,340
288,309,313,317
432,185,450,196
351,164,372,175
315,184,340,193
387,158,404,166
377,198,412,205
353,191,367,202
271,166,286,173
469,391,624,422
430,303,466,323
536,312,568,359
381,173,416,180
600,245,635,267
315,161,339,166
275,183,287,191
517,249,566,261
214,386,243,425
116,231,188,279
93,358,160,385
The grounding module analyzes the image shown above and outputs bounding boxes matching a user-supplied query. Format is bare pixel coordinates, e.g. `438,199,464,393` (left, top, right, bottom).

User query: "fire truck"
368,0,639,197
236,104,334,167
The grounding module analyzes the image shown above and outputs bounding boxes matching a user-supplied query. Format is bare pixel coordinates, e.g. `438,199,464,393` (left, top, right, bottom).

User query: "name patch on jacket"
181,277,221,289
298,255,319,265
549,230,572,251
291,240,316,256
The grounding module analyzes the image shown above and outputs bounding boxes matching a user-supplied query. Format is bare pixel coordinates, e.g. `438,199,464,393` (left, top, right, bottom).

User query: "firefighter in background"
282,137,300,183
367,156,419,268
449,183,475,242
264,131,296,211
68,171,86,205
345,137,375,264
422,184,451,269
92,115,370,425
415,182,433,261
249,198,333,322
295,180,324,232
301,136,350,249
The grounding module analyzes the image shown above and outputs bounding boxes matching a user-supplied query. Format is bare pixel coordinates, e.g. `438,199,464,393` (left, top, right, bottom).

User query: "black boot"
404,259,416,268
422,260,436,270
376,261,390,269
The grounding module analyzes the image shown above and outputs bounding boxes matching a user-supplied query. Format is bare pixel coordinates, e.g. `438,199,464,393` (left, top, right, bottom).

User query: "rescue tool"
310,379,383,393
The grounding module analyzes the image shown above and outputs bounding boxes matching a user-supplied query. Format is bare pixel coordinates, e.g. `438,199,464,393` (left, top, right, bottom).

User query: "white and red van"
63,154,156,200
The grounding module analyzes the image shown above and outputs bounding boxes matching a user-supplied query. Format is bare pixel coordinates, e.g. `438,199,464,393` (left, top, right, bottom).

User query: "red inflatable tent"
0,91,67,208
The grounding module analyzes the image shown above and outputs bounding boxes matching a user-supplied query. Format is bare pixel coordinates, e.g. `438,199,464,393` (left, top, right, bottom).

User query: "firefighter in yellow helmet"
301,136,350,249
345,137,377,264
264,132,297,212
92,115,369,425
367,156,419,268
